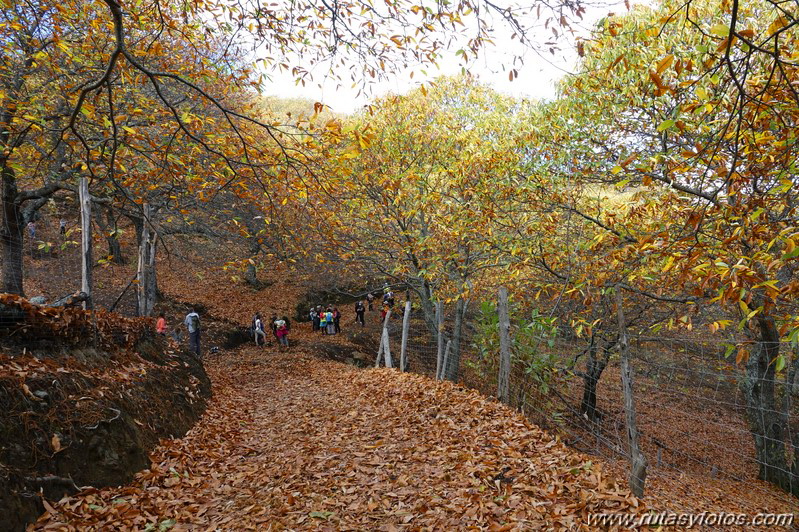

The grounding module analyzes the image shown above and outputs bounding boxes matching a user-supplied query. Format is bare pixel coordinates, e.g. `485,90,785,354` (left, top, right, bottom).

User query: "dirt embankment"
0,295,211,531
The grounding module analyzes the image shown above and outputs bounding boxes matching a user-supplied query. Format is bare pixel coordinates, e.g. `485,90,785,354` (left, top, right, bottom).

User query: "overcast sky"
258,1,636,114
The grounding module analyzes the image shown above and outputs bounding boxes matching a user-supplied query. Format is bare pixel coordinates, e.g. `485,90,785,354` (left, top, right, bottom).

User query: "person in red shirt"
156,312,167,335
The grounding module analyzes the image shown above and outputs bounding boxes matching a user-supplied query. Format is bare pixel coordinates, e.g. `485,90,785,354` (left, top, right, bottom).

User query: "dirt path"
33,345,639,531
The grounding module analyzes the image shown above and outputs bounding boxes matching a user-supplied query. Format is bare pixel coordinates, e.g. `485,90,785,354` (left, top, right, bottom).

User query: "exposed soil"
0,296,211,531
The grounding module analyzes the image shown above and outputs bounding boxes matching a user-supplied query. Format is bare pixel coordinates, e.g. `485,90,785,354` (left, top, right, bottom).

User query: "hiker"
325,307,336,335
270,314,279,342
282,315,291,332
156,312,167,336
366,292,375,311
184,307,201,357
355,300,365,326
319,307,328,334
381,302,390,323
275,317,289,347
333,307,341,334
253,313,266,347
26,221,35,240
383,289,395,308
310,307,319,331
59,218,67,235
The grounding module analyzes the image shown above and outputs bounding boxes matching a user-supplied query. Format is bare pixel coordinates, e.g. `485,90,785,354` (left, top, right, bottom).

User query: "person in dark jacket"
355,300,365,326
333,307,341,333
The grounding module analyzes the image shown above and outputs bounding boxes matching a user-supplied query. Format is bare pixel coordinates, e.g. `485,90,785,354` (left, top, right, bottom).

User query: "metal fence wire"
375,291,799,512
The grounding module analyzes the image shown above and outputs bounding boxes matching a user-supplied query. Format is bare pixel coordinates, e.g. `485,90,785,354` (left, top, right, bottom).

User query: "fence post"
442,340,451,381
383,309,393,368
374,334,384,368
78,176,92,310
375,310,393,368
497,287,511,404
616,287,647,497
400,300,411,372
435,301,444,379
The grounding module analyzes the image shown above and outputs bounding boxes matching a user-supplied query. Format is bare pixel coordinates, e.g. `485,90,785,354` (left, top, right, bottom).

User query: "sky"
258,1,634,114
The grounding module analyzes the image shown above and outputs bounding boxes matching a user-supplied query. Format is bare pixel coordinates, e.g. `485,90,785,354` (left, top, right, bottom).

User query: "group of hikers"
251,313,292,348
155,307,203,358
310,286,399,334
156,286,401,357
310,306,342,334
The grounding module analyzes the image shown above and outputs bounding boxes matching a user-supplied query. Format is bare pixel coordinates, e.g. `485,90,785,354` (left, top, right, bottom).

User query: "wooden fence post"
441,340,451,381
374,334,384,368
78,176,92,310
435,301,444,380
383,309,393,368
616,287,647,497
497,287,511,404
400,300,411,372
375,309,393,368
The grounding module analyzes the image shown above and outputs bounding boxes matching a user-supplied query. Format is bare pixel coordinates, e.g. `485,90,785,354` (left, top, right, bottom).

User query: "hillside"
4,257,788,529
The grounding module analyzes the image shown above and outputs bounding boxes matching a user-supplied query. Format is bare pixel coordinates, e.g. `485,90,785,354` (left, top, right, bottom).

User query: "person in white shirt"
253,313,266,347
184,308,201,357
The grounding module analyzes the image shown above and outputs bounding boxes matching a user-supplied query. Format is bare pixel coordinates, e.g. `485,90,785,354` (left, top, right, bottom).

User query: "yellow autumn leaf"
656,54,674,75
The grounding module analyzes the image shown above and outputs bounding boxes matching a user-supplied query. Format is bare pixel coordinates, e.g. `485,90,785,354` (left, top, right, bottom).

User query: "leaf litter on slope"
33,346,642,530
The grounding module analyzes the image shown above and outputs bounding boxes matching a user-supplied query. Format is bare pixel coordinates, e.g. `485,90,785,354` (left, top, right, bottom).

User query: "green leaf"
775,355,786,372
781,247,799,260
710,23,730,37
657,119,675,132
723,343,735,359
159,520,176,531
309,511,335,520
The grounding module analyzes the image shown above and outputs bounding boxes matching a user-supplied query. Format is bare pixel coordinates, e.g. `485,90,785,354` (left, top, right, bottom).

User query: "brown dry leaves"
0,293,152,353
33,347,640,530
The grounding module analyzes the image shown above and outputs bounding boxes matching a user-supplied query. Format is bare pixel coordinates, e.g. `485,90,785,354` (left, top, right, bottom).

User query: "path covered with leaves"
33,344,640,530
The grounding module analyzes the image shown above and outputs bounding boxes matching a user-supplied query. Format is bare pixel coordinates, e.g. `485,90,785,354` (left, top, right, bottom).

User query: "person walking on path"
333,307,341,334
253,313,266,347
310,307,319,331
275,317,289,348
184,307,201,358
366,292,374,311
355,300,365,326
156,312,168,336
59,218,67,235
270,314,279,343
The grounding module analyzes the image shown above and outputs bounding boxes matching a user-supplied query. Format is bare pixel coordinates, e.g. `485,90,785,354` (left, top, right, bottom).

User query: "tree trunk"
243,234,261,287
409,278,439,342
1,165,24,295
742,316,798,496
95,207,124,264
580,344,608,422
497,287,511,404
443,298,467,382
135,204,158,317
79,177,93,310
244,261,259,287
435,301,444,380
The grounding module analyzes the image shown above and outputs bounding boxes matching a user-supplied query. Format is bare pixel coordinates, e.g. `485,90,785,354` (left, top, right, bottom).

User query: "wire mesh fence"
375,290,799,511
